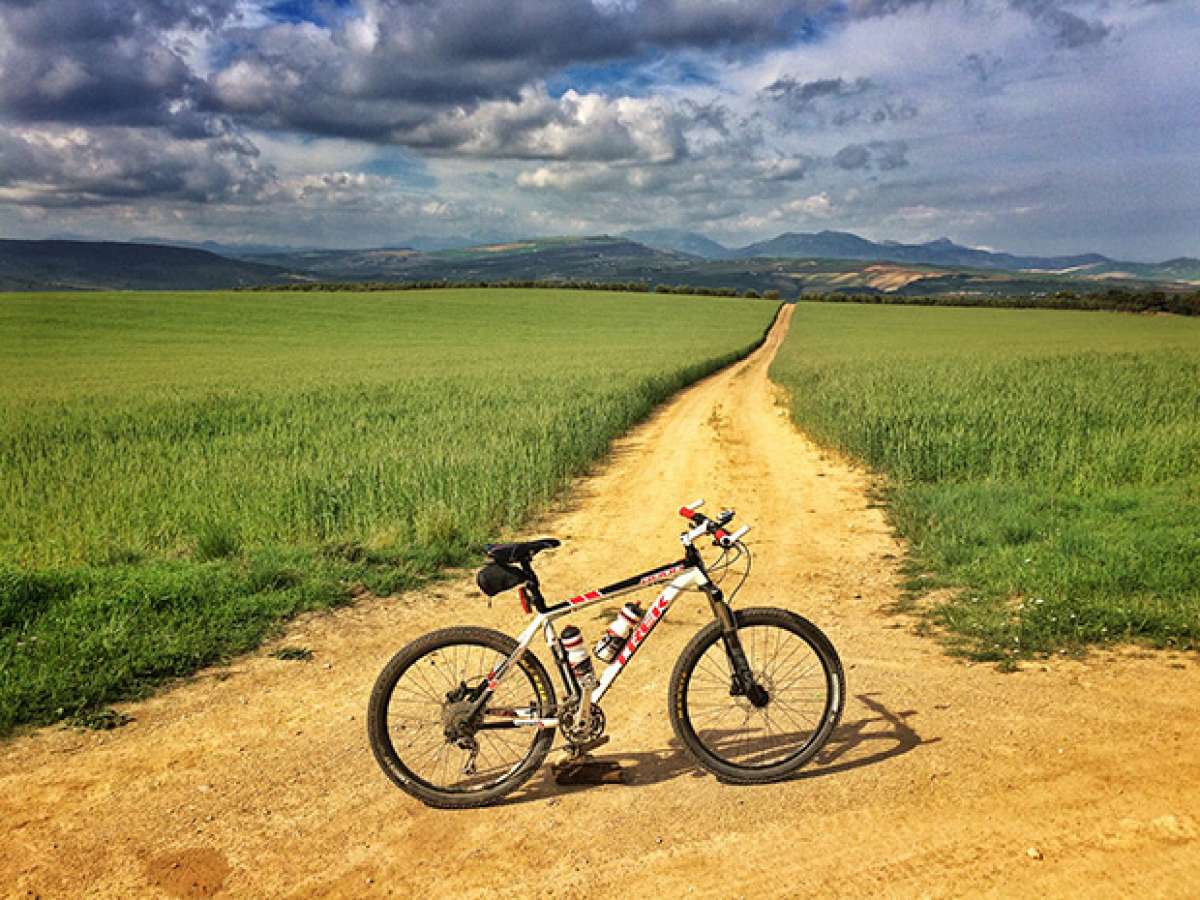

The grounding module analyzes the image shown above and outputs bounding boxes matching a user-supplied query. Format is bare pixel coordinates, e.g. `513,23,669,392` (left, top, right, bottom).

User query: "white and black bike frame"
471,502,755,733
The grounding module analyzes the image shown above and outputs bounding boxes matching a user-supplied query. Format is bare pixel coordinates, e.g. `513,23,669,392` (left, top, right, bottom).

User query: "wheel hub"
731,670,773,710
441,698,476,741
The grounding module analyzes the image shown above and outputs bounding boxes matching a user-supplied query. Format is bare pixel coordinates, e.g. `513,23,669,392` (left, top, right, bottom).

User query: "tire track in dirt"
3,305,1199,897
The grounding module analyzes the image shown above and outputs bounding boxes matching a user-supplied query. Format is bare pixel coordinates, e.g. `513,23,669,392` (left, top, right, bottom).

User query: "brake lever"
714,525,751,548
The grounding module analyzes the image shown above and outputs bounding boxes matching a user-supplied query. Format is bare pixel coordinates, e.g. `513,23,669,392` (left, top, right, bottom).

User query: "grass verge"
770,303,1200,663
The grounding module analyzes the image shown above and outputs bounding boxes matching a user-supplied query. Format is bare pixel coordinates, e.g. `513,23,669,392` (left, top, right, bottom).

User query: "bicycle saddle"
485,538,561,565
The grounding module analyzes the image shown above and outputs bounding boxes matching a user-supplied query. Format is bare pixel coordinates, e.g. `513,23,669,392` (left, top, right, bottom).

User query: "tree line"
799,288,1200,316
242,279,781,299
241,279,1198,315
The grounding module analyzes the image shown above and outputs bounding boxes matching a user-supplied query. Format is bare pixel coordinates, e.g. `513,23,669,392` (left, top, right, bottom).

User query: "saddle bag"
476,561,525,597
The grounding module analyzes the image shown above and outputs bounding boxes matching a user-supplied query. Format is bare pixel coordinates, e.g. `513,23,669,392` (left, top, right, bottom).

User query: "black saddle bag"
476,561,525,597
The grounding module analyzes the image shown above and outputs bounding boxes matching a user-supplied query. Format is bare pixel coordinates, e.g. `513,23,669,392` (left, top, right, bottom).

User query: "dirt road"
4,306,1199,898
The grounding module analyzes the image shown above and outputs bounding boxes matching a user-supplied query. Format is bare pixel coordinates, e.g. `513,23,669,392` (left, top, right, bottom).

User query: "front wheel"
669,607,844,784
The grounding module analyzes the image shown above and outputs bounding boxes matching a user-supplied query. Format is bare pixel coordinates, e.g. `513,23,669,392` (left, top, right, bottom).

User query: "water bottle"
560,625,594,683
593,603,644,663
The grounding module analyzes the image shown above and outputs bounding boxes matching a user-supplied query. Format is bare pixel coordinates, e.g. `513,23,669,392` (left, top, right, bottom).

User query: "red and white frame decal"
567,589,602,606
614,591,673,667
639,563,684,586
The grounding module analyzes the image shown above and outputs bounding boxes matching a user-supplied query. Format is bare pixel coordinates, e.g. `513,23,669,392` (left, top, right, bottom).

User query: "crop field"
0,288,777,734
771,303,1200,662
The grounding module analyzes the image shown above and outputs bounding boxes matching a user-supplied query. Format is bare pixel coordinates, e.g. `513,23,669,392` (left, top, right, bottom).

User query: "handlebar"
678,500,751,548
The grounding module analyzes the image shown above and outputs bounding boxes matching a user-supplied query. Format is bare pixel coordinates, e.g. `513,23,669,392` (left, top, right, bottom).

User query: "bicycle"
367,500,844,808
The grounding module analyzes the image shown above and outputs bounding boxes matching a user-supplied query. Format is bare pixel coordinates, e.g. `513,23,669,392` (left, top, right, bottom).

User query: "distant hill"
731,230,1110,271
622,229,734,259
244,236,1198,297
3,233,1195,295
244,236,675,282
129,238,313,257
0,240,294,291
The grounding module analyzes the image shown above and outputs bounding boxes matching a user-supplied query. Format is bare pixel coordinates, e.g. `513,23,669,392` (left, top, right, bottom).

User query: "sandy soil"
3,305,1199,898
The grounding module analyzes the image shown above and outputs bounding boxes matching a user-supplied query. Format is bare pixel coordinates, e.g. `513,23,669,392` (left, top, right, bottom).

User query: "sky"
0,0,1196,260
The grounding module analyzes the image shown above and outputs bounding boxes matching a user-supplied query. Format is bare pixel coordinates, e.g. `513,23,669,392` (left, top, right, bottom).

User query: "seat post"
519,560,549,612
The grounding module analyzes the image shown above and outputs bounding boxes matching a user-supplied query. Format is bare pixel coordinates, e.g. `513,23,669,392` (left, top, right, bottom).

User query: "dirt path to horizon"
4,306,1199,898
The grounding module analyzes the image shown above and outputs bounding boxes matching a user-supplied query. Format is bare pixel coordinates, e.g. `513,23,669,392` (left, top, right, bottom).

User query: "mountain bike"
367,500,844,808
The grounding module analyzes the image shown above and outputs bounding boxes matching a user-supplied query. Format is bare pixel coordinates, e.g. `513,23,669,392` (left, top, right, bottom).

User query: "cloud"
784,192,834,217
758,73,917,127
516,164,669,193
1009,0,1111,48
0,125,271,206
0,0,237,126
201,0,817,141
407,87,688,162
760,76,874,113
833,143,871,170
872,140,909,170
832,140,908,171
754,156,817,181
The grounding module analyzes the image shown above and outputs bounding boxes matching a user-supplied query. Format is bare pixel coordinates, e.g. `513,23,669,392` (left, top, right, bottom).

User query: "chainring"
558,698,606,744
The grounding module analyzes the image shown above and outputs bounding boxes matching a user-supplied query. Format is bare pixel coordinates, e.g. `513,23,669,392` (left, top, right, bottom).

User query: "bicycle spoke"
382,638,546,795
684,622,834,771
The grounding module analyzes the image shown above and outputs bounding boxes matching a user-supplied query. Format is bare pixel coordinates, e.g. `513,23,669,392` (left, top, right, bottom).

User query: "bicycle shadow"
505,692,936,805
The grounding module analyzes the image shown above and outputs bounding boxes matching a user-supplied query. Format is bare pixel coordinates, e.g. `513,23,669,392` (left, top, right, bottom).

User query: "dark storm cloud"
204,0,816,142
0,0,1117,173
760,76,874,113
833,141,908,171
760,75,917,129
1009,0,1111,47
873,140,909,171
848,0,1114,48
0,0,238,125
961,52,1003,84
833,143,871,170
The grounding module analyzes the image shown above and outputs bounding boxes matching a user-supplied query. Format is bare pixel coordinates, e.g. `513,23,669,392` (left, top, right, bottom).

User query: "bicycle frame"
479,554,718,728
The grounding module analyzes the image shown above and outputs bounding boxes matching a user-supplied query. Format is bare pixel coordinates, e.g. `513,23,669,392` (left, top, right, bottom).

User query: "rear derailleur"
442,681,484,775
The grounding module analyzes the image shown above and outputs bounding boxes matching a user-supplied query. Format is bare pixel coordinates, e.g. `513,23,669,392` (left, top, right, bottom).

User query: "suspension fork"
701,579,767,705
687,544,748,681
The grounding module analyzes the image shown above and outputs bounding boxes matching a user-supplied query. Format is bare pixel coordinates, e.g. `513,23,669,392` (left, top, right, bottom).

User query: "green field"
0,288,777,734
771,303,1200,662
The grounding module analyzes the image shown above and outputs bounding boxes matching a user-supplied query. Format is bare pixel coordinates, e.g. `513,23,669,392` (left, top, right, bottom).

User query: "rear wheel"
368,627,556,809
669,607,844,783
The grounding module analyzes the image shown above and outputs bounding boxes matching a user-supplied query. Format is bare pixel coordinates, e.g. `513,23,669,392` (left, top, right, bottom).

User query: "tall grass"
770,304,1200,662
0,289,777,733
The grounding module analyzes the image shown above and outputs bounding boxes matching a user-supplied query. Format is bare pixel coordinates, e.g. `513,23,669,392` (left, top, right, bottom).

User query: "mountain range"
621,228,1199,275
2,231,1196,294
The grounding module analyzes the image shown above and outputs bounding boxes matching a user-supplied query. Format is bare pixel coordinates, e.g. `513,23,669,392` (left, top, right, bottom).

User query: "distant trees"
239,280,1199,316
241,279,776,299
794,288,1200,316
